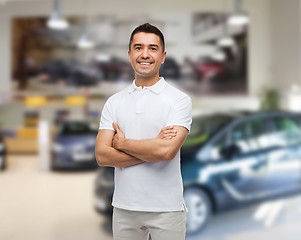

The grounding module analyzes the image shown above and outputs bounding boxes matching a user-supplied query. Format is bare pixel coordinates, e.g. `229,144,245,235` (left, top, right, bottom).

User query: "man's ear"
161,51,167,64
128,50,131,61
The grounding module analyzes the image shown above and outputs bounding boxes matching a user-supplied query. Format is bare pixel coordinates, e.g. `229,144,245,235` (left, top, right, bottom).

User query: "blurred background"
0,0,301,239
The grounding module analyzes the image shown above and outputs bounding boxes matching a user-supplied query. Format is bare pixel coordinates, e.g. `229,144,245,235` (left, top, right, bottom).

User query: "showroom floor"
0,155,112,240
1,155,301,240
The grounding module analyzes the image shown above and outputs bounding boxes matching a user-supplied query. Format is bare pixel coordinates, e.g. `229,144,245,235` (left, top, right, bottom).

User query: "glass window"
185,115,232,147
231,122,251,153
230,117,269,154
270,116,301,146
209,117,271,160
189,115,232,138
59,122,98,136
248,118,271,149
210,133,228,160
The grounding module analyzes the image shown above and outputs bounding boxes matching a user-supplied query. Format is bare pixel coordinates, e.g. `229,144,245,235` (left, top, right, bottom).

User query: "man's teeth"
140,62,151,65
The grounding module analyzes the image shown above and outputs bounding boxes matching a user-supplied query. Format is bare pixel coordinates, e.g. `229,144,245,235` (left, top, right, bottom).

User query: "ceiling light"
218,37,235,47
77,34,95,49
228,0,250,26
77,23,95,49
218,22,235,47
95,52,110,62
76,0,95,49
211,51,226,61
47,0,69,30
228,14,249,26
47,15,69,30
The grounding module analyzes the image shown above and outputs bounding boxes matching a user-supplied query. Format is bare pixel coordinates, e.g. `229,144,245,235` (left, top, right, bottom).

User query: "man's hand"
95,129,144,168
112,125,188,162
157,125,177,139
112,123,178,151
112,122,125,150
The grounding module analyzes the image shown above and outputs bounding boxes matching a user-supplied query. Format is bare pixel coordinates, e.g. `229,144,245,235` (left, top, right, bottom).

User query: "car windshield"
59,122,99,136
183,115,232,147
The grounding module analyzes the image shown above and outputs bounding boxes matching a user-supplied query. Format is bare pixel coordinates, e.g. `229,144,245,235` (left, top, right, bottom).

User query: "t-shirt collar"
128,77,167,95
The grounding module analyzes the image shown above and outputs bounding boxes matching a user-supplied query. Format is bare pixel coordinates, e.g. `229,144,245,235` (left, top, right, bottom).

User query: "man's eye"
135,47,141,50
151,48,157,51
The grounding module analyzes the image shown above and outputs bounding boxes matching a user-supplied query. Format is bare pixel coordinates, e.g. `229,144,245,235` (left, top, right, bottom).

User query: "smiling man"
95,23,192,240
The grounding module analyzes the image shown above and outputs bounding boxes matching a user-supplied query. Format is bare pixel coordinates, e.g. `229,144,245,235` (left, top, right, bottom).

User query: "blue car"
94,111,301,235
51,121,99,170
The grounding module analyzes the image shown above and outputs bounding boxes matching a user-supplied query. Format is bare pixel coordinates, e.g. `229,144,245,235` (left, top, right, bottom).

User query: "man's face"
128,32,166,79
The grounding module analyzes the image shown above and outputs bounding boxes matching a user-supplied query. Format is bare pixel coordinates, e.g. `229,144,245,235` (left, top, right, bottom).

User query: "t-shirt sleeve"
99,97,115,131
165,95,192,133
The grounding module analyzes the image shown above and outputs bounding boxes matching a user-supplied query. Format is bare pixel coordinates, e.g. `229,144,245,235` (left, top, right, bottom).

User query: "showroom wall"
0,14,11,103
270,0,301,92
0,0,293,109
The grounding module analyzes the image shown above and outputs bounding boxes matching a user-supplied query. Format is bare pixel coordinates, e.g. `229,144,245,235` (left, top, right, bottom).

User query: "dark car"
0,135,6,170
94,111,301,235
39,59,103,86
92,57,134,82
159,57,181,80
51,121,99,170
94,167,114,214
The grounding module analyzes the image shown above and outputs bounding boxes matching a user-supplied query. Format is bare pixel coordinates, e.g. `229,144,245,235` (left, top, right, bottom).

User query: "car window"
209,133,228,160
270,116,301,146
230,117,269,154
247,118,271,149
231,122,251,153
59,122,99,135
185,115,232,147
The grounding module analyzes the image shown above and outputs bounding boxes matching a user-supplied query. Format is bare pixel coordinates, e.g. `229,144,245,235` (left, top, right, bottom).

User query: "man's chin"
135,71,156,78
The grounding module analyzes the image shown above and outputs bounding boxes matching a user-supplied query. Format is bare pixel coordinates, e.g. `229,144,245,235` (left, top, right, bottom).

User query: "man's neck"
135,75,160,88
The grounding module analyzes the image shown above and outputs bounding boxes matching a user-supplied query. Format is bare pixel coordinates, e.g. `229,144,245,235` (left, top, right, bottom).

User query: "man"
95,23,192,240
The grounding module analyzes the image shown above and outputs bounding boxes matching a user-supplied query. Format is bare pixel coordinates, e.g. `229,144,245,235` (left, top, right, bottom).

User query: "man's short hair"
129,23,165,53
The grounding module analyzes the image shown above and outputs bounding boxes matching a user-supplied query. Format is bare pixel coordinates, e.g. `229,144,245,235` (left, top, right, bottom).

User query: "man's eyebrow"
149,44,159,48
133,43,159,48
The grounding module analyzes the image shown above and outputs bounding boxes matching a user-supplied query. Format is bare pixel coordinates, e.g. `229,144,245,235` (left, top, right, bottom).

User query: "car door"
203,116,272,209
263,115,301,194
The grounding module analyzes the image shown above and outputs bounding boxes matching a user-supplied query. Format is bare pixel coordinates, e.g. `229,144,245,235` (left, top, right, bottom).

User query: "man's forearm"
118,138,172,162
111,123,186,163
96,144,144,168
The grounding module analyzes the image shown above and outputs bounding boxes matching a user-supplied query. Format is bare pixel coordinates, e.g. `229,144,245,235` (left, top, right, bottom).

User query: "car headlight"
71,145,85,153
52,143,64,152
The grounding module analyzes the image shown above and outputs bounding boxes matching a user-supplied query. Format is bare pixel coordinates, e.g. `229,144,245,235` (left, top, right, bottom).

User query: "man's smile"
138,61,154,66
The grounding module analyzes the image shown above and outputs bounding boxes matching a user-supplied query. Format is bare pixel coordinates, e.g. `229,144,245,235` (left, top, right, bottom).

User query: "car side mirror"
220,144,241,160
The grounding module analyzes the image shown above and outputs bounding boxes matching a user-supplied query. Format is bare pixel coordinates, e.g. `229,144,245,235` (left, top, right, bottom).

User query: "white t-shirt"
99,77,192,212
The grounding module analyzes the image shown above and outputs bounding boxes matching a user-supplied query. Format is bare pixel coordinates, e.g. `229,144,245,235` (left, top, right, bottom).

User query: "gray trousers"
113,207,186,240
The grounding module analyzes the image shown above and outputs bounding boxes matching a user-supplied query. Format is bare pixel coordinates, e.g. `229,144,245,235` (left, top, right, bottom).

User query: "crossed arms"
95,122,189,168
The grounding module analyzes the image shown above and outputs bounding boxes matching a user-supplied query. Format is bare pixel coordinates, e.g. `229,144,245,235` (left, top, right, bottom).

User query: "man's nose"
141,48,149,58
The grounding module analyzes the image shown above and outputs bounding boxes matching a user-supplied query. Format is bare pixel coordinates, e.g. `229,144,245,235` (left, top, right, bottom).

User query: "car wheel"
184,187,212,235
